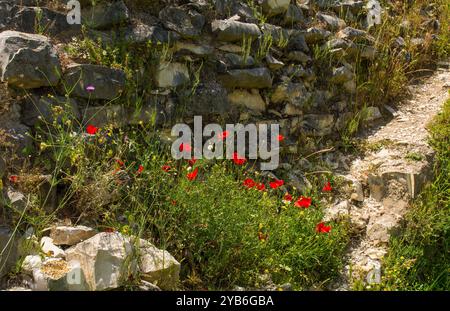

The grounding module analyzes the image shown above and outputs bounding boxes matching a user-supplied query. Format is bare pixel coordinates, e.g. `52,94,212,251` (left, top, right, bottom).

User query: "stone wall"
0,0,387,158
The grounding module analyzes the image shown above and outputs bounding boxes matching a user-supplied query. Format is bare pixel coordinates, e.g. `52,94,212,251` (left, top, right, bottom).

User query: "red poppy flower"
322,181,332,192
116,159,125,167
269,179,284,189
283,193,293,202
187,167,199,181
294,196,312,208
162,165,171,172
9,175,18,183
86,124,99,135
188,158,197,166
232,152,246,165
256,183,266,191
316,222,332,233
137,165,144,174
218,130,229,140
179,143,192,152
277,134,284,142
243,178,256,189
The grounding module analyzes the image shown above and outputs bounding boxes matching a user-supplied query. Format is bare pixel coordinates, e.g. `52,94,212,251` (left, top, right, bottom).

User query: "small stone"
217,44,243,53
50,226,97,246
271,82,307,105
6,187,26,211
2,123,32,155
286,51,311,64
159,6,205,39
21,255,43,275
437,61,450,69
340,175,365,202
366,214,398,244
187,81,230,116
367,173,385,201
283,104,303,116
324,200,350,222
365,106,382,122
0,31,61,88
262,0,290,17
155,62,190,88
337,27,373,42
383,105,399,117
219,68,272,89
330,66,354,84
138,280,162,291
282,64,315,80
62,64,126,100
174,42,214,56
304,27,332,44
12,6,80,37
265,54,284,70
123,22,179,45
302,114,335,136
228,89,266,113
284,4,304,25
261,23,289,45
82,0,129,29
21,95,80,127
5,287,32,291
224,53,256,68
323,38,358,57
211,19,261,42
316,12,346,31
81,104,127,128
343,79,357,93
287,32,309,53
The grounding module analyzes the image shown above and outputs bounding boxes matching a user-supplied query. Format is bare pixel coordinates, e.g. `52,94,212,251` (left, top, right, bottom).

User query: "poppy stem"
304,170,333,176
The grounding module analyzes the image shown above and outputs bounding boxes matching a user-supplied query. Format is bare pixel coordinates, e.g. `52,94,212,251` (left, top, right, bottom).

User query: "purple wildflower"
86,85,95,92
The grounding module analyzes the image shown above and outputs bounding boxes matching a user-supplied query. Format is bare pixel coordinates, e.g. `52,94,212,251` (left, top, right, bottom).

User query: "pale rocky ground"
326,65,450,290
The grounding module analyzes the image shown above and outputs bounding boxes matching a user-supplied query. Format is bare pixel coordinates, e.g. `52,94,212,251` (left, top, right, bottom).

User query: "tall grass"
356,0,449,106
2,99,350,289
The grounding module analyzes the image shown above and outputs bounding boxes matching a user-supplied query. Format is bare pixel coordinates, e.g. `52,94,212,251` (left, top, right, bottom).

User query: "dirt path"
330,65,450,290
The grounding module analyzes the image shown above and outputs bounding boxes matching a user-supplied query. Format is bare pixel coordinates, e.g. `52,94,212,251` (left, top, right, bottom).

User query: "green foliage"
245,0,268,25
5,100,350,290
357,0,450,106
324,0,450,145
64,27,174,107
34,7,45,35
241,36,253,64
256,33,273,62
